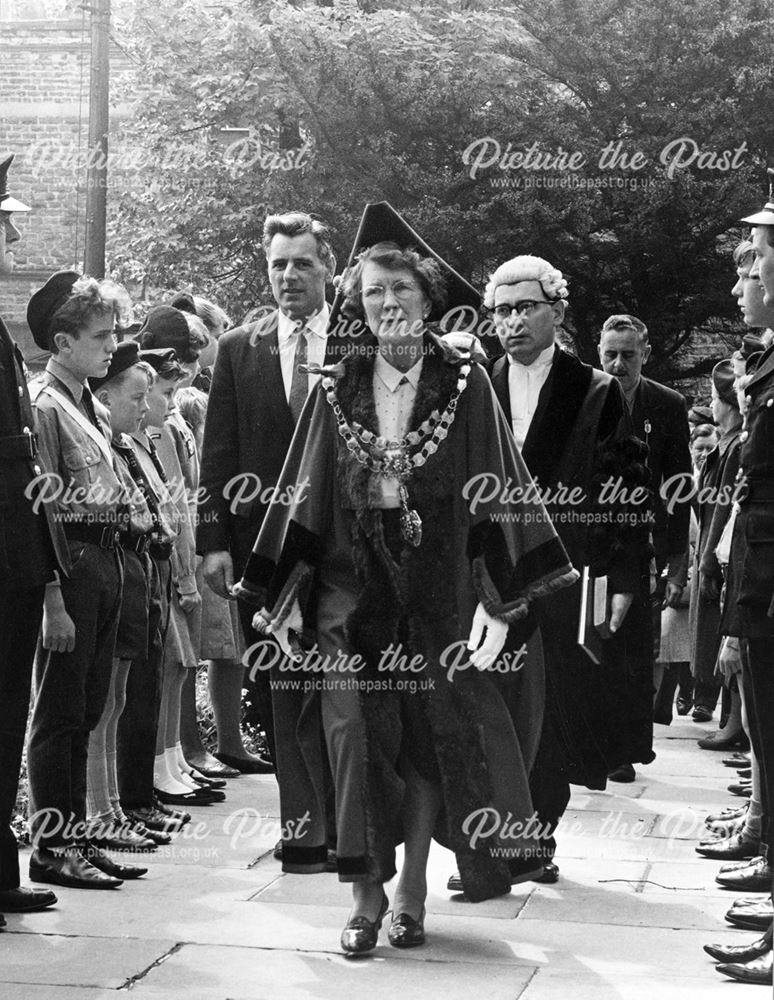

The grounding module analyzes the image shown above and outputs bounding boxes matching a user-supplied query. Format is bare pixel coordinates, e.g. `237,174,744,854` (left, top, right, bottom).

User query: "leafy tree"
108,0,774,379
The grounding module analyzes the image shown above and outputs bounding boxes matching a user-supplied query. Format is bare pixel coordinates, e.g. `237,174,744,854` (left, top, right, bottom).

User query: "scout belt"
0,430,38,461
63,521,122,550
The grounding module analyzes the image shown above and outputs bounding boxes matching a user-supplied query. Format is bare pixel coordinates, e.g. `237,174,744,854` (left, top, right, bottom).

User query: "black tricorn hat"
740,167,774,227
90,340,142,391
0,154,30,213
328,201,481,333
27,270,81,351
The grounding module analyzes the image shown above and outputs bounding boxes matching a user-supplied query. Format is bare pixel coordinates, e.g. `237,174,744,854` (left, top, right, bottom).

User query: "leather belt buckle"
22,428,38,459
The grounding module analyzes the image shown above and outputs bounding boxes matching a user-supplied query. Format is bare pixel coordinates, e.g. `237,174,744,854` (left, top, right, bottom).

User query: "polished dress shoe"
722,752,751,768
126,806,186,834
82,846,147,880
608,763,636,783
388,907,425,948
706,803,748,825
695,832,758,860
736,767,752,779
716,950,773,984
692,706,713,723
214,752,275,775
153,799,191,824
704,934,772,963
716,858,772,891
188,772,227,790
697,729,749,750
29,848,122,890
341,893,389,955
720,856,766,875
185,753,240,779
536,861,560,884
675,696,692,716
154,787,214,806
89,825,157,852
128,821,172,846
728,781,752,798
0,886,57,912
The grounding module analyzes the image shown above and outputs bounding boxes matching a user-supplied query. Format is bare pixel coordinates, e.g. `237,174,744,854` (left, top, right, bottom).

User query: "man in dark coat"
598,314,692,758
0,155,65,917
197,212,340,768
483,255,653,879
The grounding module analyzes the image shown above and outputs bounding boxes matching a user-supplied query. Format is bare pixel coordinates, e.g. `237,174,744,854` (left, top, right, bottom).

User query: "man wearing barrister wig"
235,202,578,952
469,254,653,886
0,155,65,918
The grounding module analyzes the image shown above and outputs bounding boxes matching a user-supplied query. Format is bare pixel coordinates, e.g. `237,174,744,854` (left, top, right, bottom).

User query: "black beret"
139,347,178,373
89,340,142,391
27,270,81,351
138,305,192,360
169,291,197,315
712,359,739,409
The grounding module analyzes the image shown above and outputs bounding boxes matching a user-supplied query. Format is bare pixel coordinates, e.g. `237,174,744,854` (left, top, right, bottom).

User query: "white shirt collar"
507,343,555,371
374,353,424,393
277,304,329,344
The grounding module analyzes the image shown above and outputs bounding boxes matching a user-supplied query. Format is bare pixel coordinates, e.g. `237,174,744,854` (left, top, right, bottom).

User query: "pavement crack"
514,966,540,997
117,942,185,990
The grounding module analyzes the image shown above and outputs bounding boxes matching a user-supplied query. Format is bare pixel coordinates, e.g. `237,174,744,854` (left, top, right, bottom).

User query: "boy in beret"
25,271,132,890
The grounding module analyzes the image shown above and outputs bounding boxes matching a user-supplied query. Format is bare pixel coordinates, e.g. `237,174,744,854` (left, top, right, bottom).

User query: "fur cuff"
472,556,580,623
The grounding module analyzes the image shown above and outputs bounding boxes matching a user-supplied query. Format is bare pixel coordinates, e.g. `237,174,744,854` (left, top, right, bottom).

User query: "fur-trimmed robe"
238,334,578,901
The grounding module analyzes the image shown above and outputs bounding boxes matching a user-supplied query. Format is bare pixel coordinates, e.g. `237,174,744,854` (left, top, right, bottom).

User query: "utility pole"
83,0,110,278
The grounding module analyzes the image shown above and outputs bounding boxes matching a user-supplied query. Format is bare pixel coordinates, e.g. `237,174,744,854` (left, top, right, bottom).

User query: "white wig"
483,254,569,309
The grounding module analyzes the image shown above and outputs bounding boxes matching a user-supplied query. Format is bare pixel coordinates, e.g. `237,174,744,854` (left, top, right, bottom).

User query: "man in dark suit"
483,254,652,881
598,314,693,758
0,155,65,916
197,212,337,770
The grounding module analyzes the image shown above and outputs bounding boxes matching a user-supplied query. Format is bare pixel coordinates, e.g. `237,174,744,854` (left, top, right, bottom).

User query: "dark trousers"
27,544,122,848
527,710,572,862
231,518,276,762
117,556,169,810
742,640,774,868
0,583,44,888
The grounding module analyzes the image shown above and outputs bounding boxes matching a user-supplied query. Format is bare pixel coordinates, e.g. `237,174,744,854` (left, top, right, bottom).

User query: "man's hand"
42,586,76,653
467,602,508,670
662,581,685,609
203,550,234,599
178,590,201,615
700,573,720,603
609,592,634,633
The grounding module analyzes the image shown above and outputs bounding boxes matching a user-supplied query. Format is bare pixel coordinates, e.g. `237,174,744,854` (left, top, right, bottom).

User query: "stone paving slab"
0,933,177,989
119,943,539,1000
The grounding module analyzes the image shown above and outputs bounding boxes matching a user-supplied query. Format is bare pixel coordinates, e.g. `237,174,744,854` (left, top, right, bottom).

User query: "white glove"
253,598,304,662
466,601,508,670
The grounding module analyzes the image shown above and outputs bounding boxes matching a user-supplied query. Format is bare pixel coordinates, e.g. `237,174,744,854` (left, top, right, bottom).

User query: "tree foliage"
108,0,774,377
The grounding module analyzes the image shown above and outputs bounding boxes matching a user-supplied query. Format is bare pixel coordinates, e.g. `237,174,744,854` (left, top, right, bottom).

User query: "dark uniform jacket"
0,318,65,587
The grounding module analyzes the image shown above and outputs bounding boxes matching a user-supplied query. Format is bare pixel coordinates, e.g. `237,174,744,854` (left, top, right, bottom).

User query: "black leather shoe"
706,804,748,825
704,934,771,963
0,887,57,912
722,753,751,768
128,821,172,846
608,763,636,783
716,951,773,984
185,753,240,779
695,833,759,860
189,773,227,790
152,799,191,824
716,858,772,891
698,730,749,750
388,907,425,948
29,848,122,890
81,846,147,880
719,855,764,874
692,706,713,723
214,752,275,775
728,781,752,798
536,861,560,884
675,696,692,716
126,806,186,834
736,767,752,779
154,787,214,806
341,893,389,955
